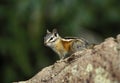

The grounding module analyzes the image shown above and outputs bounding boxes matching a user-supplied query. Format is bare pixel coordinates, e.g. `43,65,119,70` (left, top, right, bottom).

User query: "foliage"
0,0,120,83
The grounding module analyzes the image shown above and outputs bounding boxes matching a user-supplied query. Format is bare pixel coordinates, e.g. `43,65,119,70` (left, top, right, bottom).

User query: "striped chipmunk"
44,28,91,59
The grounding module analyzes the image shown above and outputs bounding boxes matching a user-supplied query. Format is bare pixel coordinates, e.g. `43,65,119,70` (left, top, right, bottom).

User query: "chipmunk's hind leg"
71,40,88,52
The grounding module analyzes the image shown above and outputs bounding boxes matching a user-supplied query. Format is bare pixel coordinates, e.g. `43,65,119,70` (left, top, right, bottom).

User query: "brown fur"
61,40,73,52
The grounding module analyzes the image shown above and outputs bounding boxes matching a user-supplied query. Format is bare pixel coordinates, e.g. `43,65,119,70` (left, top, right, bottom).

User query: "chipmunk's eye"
50,37,53,40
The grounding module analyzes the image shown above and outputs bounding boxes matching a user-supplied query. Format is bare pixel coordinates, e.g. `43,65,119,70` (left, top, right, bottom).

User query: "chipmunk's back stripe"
61,38,73,41
64,37,88,43
64,37,78,39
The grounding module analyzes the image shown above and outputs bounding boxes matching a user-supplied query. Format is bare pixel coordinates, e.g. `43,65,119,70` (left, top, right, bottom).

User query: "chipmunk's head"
44,28,60,47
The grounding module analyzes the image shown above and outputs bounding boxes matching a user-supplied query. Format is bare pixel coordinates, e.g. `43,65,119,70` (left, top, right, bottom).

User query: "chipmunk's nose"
44,41,48,46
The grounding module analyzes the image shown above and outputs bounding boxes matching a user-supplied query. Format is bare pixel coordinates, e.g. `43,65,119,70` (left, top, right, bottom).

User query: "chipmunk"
44,28,91,59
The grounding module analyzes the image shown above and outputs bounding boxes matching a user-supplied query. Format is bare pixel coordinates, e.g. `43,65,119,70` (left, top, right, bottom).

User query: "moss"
94,67,111,83
86,64,93,73
71,65,78,76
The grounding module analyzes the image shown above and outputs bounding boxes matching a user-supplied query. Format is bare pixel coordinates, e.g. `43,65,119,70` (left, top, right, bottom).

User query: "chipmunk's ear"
47,29,51,34
52,28,58,37
52,28,57,33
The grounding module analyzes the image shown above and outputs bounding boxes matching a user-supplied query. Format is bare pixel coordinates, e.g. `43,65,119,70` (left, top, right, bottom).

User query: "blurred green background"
0,0,120,83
